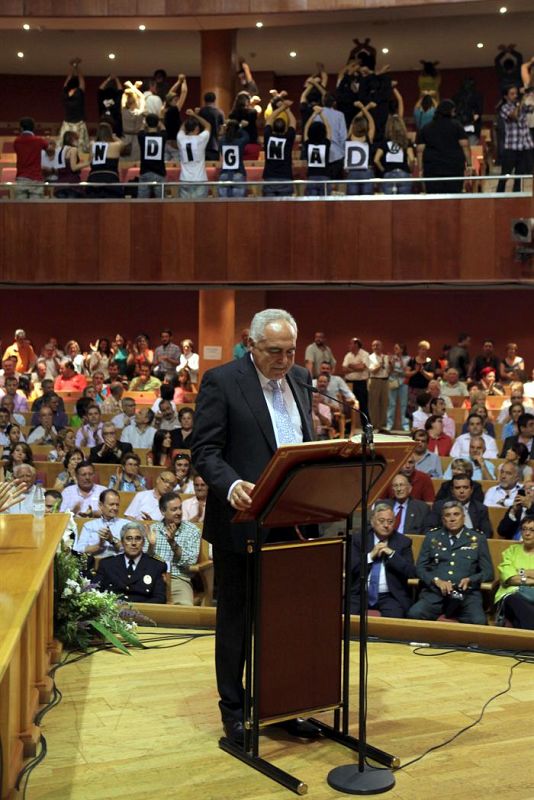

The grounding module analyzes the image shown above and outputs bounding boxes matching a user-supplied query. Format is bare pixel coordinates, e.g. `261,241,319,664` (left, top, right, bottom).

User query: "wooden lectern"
220,436,414,794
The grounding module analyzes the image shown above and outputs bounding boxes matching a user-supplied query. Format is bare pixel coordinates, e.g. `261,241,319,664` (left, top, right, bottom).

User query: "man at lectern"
191,308,319,746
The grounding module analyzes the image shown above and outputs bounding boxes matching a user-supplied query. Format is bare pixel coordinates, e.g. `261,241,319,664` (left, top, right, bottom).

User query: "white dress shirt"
74,516,129,555
450,433,498,459
483,483,521,508
120,425,157,449
124,489,163,521
182,496,205,523
60,483,107,514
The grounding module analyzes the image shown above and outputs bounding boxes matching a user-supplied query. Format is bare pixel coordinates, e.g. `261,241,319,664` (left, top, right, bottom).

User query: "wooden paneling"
1,197,533,286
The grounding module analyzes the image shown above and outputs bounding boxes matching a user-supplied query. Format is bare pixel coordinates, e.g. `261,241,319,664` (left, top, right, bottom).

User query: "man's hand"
370,541,389,560
141,511,153,521
458,577,471,591
434,578,453,595
229,481,255,511
98,527,113,543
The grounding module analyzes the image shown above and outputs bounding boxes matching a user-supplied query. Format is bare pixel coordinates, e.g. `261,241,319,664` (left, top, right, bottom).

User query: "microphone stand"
294,379,395,795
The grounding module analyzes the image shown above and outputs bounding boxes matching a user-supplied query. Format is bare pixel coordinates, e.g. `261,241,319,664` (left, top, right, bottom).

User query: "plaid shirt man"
500,101,534,150
145,520,201,578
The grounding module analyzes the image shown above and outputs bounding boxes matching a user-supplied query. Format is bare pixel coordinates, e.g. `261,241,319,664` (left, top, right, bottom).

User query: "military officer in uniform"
96,521,167,604
407,500,493,624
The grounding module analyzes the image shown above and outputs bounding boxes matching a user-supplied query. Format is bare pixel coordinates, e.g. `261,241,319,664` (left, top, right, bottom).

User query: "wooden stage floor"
28,628,534,800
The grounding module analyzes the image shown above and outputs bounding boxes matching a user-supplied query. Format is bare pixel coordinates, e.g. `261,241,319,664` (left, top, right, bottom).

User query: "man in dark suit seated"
96,521,167,604
89,422,133,464
428,474,492,538
350,502,416,617
500,412,534,459
382,473,432,534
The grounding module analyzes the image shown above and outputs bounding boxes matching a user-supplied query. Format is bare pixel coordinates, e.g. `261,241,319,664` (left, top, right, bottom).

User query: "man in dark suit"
89,422,132,464
428,473,492,538
350,502,416,617
383,473,432,534
191,309,317,746
500,412,534,459
96,520,167,603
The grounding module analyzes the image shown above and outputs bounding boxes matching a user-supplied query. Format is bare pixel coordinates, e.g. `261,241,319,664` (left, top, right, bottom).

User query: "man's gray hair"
249,309,298,343
441,500,463,515
120,521,146,539
371,502,394,518
13,464,36,477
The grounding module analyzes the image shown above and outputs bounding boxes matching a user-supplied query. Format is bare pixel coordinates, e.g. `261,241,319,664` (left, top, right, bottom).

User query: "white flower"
62,588,72,598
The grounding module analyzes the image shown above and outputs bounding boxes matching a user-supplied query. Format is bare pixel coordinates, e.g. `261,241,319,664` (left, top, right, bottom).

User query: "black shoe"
223,719,245,746
274,718,321,739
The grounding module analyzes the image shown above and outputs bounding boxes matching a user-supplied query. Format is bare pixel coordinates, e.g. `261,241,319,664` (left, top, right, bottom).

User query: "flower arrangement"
54,545,155,654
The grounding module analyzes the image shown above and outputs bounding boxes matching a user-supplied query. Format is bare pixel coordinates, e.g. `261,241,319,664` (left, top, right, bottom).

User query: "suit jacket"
350,530,416,612
382,497,432,535
428,498,493,538
89,441,132,465
96,553,167,603
500,435,534,460
416,527,493,588
497,505,527,539
191,354,314,553
435,479,484,504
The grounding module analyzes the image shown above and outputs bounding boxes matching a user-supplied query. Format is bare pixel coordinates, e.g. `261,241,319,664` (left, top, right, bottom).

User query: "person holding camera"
408,500,493,624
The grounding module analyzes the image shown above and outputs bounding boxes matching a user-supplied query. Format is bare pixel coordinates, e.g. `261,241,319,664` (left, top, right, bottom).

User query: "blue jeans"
387,381,409,430
218,171,247,198
305,176,329,196
346,168,374,195
138,171,165,199
383,169,412,195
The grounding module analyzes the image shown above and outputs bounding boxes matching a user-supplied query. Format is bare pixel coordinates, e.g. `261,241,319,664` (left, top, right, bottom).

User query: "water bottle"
33,480,46,519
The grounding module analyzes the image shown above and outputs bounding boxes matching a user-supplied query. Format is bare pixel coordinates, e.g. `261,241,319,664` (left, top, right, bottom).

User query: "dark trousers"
351,591,407,618
407,586,487,625
497,149,534,192
349,380,370,425
502,592,534,630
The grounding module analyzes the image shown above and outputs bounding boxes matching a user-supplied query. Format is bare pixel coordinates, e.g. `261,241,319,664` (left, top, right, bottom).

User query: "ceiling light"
255,21,263,28
17,51,24,58
499,5,507,12
108,53,116,59
138,24,146,30
382,47,389,54
22,23,30,30
477,42,484,48
289,51,297,58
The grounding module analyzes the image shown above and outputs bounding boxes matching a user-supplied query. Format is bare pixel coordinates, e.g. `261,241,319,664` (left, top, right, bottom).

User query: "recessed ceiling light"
255,21,263,28
499,5,507,12
17,51,24,58
138,24,146,30
477,42,484,48
108,53,116,59
22,23,30,30
289,51,297,58
382,47,389,54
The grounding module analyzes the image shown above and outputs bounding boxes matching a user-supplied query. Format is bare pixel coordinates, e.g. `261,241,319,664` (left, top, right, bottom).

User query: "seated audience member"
501,401,526,439
31,393,69,431
522,371,534,399
154,398,180,432
120,407,156,449
39,341,62,379
124,470,178,521
440,367,469,398
54,361,87,392
63,340,86,375
0,376,29,413
262,100,297,197
137,113,167,199
500,413,534,460
181,475,207,523
171,407,194,450
74,489,128,558
1,423,25,459
105,360,128,388
477,367,504,396
484,462,522,508
172,452,194,493
146,491,201,605
54,448,84,491
90,370,108,404
75,404,104,448
0,395,25,426
13,118,49,200
174,368,193,404
457,436,496,481
411,391,431,430
502,441,533,482
427,380,452,407
424,414,453,456
151,383,176,414
346,101,376,196
177,109,211,199
314,360,356,406
460,403,495,437
111,396,137,430
428,396,455,438
101,383,125,416
153,330,181,381
60,461,106,516
44,488,78,545
408,500,493,624
0,407,13,447
0,355,18,387
218,118,249,198
312,388,333,440
429,474,492,537
177,340,199,385
129,363,161,392
31,378,62,413
108,452,146,493
494,516,534,629
349,502,416,617
498,482,534,539
96,521,167,604
1,463,39,512
450,413,498,458
90,422,133,464
496,382,534,421
383,473,432,534
68,396,92,430
148,430,175,467
388,453,435,502
27,405,58,445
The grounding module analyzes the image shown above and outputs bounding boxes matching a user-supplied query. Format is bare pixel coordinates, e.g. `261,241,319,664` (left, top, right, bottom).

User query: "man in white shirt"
177,109,211,199
111,396,137,430
3,464,39,514
60,462,107,515
153,398,180,431
74,489,128,557
341,337,371,422
450,413,498,459
484,462,522,508
125,471,178,521
182,475,207,523
439,367,469,398
120,407,157,449
27,405,58,445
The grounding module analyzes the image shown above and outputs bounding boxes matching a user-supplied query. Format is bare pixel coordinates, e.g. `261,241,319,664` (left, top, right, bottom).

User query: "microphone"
293,378,375,452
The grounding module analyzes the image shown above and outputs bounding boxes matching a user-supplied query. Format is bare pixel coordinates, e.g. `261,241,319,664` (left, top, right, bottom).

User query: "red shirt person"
14,117,49,182
54,362,88,392
388,453,435,503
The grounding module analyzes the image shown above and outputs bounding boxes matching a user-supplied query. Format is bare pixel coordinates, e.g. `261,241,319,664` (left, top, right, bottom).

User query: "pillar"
198,290,236,378
200,30,237,116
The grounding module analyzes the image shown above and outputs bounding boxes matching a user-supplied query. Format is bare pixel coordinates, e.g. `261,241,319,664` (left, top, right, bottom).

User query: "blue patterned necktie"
368,558,381,607
268,379,296,445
